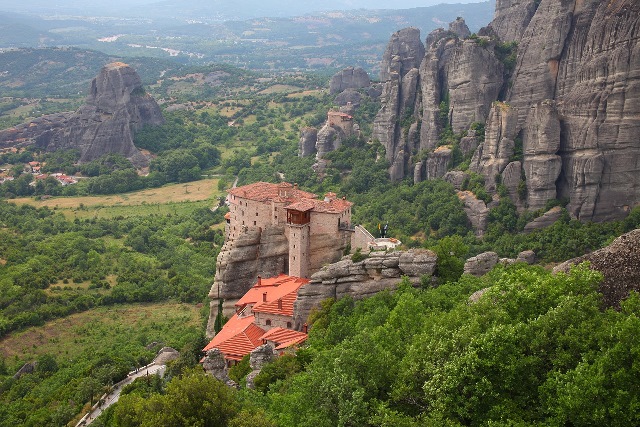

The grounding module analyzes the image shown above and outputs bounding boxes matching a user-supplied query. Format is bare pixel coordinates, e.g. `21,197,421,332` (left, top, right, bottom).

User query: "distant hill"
0,2,494,73
0,48,185,98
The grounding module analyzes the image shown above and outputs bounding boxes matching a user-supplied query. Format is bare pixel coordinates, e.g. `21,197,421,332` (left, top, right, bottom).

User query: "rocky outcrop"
506,0,640,221
207,226,289,337
0,112,72,149
245,344,275,390
293,249,436,327
202,349,236,387
523,100,562,210
516,250,536,264
553,229,640,308
457,190,489,236
329,67,371,95
374,19,504,181
0,63,163,167
449,17,471,39
523,206,564,232
484,0,539,43
501,161,523,208
334,89,362,107
373,27,424,181
470,102,517,192
459,128,480,157
426,146,451,180
153,347,180,365
298,127,317,158
444,171,467,190
464,251,499,276
315,124,342,159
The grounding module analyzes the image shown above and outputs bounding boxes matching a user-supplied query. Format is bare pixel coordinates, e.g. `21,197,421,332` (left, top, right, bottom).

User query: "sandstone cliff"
0,62,163,167
374,0,640,223
329,67,371,95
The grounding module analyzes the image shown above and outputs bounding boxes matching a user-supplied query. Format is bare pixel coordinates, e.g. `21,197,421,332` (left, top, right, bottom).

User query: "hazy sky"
2,0,491,15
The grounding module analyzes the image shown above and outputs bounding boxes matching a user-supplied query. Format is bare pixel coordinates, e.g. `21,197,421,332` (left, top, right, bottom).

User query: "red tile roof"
228,182,317,203
236,274,309,317
260,327,308,349
228,182,351,215
203,314,266,361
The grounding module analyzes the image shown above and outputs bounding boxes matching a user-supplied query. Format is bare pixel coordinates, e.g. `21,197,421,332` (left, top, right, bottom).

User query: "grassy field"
0,302,204,362
11,179,221,219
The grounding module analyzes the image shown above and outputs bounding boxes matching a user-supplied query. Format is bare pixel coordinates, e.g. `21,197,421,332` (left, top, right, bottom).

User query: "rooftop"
228,182,316,203
203,313,265,361
236,274,309,317
260,327,308,350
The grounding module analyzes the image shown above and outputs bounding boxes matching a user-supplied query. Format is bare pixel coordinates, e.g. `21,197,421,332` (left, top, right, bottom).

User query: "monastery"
224,181,370,278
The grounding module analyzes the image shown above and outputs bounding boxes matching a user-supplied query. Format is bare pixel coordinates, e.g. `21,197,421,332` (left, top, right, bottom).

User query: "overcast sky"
2,0,491,16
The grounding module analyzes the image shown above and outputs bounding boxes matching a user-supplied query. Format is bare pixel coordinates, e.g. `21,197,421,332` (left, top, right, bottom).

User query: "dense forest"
98,264,640,427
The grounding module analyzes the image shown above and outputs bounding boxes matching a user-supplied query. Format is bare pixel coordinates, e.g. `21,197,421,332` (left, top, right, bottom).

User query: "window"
254,221,256,226
256,212,259,216
286,321,292,328
266,319,271,326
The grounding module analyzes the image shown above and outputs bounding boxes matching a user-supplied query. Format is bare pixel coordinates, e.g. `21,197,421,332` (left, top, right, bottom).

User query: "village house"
203,274,309,366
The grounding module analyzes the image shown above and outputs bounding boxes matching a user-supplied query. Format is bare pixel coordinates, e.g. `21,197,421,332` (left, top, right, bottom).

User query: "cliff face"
0,62,163,167
374,22,504,182
206,226,289,336
293,249,437,328
375,0,640,221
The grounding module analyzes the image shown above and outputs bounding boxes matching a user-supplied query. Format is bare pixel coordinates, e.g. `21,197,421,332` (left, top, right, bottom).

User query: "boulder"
553,229,640,308
464,251,499,276
153,347,180,365
516,250,536,264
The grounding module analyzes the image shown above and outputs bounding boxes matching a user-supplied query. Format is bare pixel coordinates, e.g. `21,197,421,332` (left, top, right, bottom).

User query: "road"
75,364,166,426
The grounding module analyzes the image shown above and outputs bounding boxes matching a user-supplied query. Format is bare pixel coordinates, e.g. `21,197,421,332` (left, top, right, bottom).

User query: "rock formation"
553,228,640,308
484,0,539,43
245,344,275,389
374,19,504,182
207,226,289,336
470,102,517,192
372,27,424,181
329,67,371,95
523,206,564,232
0,62,163,167
457,191,489,237
298,127,318,158
293,249,436,327
202,349,236,386
463,251,499,276
372,0,640,222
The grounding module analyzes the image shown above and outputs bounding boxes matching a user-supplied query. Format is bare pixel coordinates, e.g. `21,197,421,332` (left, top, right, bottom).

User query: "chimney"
302,323,308,334
257,276,262,286
277,299,283,310
294,183,298,190
262,292,267,302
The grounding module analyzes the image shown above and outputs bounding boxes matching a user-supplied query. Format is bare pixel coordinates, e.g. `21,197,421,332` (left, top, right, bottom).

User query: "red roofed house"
226,182,363,278
204,274,310,366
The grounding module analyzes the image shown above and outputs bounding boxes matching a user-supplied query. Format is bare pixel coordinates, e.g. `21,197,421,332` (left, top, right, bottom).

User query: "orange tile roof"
203,313,266,361
285,200,315,212
260,327,308,349
236,274,310,317
228,182,317,203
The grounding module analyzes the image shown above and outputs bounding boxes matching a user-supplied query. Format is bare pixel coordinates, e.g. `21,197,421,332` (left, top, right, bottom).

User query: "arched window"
266,319,271,326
